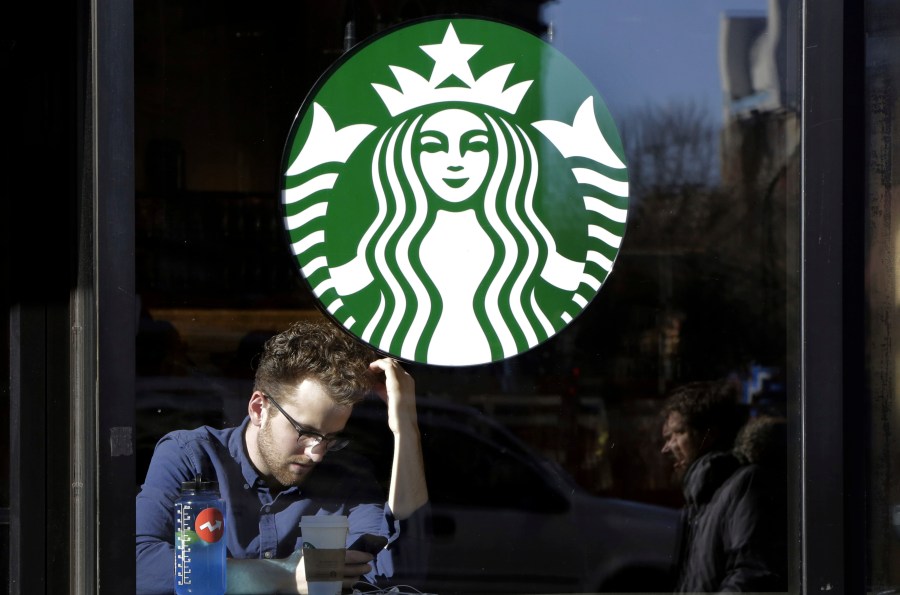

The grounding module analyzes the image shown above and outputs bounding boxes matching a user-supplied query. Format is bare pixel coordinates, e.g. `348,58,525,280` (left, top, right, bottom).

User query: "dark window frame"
801,0,866,592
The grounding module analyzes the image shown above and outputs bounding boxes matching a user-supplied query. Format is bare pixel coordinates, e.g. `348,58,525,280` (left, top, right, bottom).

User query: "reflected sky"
543,0,767,125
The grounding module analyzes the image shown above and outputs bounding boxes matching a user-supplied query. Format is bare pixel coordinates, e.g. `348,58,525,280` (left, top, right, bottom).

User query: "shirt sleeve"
327,450,431,587
347,500,431,587
136,433,199,595
386,502,432,585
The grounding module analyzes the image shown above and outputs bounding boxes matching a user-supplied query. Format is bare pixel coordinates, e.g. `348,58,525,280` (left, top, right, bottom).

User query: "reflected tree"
621,100,718,197
596,98,795,392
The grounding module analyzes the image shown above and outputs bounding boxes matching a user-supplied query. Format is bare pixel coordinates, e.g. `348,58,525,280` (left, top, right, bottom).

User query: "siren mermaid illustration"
282,23,629,366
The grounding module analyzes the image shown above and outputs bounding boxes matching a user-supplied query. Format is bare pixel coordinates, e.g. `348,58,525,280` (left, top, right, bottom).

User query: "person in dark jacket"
660,381,787,593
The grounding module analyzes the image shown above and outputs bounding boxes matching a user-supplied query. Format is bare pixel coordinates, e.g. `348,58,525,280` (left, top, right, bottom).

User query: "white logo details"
372,24,532,116
281,19,629,366
419,109,490,203
532,97,626,170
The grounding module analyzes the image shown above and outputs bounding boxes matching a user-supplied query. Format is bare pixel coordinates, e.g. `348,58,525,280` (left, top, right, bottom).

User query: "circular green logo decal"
281,17,628,366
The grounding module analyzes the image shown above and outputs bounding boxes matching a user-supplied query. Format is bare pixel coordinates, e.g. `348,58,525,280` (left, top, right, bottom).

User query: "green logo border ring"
280,16,629,367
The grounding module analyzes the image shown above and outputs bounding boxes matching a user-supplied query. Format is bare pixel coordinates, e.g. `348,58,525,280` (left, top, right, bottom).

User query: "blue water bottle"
175,474,226,594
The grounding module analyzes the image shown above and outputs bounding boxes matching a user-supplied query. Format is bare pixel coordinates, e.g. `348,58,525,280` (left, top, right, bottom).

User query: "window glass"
865,0,900,590
135,1,798,592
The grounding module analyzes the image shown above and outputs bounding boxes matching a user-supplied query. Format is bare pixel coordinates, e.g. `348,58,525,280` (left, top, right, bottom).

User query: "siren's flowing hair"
355,108,557,362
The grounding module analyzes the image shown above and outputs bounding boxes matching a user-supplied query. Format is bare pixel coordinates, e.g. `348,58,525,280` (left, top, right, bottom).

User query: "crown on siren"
372,23,534,117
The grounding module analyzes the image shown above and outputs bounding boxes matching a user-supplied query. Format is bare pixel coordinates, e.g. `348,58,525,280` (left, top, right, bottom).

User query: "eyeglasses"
262,393,350,452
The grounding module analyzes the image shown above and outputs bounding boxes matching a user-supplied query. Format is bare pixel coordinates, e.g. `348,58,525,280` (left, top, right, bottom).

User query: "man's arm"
227,548,375,594
369,358,429,520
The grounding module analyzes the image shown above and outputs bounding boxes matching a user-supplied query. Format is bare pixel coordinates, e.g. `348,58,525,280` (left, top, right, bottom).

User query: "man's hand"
293,548,374,592
343,549,376,589
369,358,417,434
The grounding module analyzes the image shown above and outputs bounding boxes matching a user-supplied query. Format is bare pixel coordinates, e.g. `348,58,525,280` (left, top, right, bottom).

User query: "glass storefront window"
133,1,799,592
865,0,900,590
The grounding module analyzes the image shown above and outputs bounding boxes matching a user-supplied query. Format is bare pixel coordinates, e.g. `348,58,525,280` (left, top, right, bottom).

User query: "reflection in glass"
135,2,797,593
865,0,900,589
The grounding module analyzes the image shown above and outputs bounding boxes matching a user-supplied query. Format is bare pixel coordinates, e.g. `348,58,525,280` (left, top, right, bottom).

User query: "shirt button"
243,483,250,490
264,506,271,513
264,551,273,559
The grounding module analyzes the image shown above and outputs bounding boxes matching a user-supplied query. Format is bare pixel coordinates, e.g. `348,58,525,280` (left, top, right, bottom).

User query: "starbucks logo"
281,18,628,366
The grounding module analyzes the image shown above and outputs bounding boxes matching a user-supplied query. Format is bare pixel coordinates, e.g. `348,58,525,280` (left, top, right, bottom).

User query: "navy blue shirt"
136,418,421,595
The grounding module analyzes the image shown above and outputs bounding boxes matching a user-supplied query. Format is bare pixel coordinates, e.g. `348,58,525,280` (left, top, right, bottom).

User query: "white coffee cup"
299,515,349,595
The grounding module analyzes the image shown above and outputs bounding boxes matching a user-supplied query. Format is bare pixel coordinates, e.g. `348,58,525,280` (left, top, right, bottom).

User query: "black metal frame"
94,0,137,592
801,0,866,592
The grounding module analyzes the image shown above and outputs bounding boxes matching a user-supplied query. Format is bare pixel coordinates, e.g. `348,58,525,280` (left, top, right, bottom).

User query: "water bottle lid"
181,474,219,492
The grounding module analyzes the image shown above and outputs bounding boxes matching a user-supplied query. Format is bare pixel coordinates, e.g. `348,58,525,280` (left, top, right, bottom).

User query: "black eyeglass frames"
261,393,350,452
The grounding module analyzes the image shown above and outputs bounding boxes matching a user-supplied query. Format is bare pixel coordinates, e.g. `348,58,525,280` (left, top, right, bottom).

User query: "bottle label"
194,507,225,543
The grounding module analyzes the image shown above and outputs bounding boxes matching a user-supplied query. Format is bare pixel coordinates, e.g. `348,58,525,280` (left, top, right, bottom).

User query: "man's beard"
256,421,315,488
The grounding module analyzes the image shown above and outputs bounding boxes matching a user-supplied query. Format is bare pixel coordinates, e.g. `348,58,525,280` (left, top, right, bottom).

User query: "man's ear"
248,391,266,426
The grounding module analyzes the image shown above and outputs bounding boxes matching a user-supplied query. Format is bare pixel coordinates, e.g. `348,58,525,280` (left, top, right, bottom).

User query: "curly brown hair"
253,320,377,407
660,380,748,451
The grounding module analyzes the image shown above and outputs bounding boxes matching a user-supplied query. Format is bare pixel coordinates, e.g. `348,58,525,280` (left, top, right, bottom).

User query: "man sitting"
136,320,429,594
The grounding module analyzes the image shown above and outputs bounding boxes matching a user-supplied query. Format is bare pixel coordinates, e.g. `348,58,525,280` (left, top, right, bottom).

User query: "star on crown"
372,24,533,117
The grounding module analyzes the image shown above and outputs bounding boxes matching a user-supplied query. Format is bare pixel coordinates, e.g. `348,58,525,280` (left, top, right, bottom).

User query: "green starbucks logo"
281,18,628,366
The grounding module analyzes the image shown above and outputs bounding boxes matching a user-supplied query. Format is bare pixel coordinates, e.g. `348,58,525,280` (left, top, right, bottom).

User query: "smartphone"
348,533,389,555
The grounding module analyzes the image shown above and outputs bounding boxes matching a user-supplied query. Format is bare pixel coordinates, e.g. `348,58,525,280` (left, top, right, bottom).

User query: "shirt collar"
230,416,265,489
